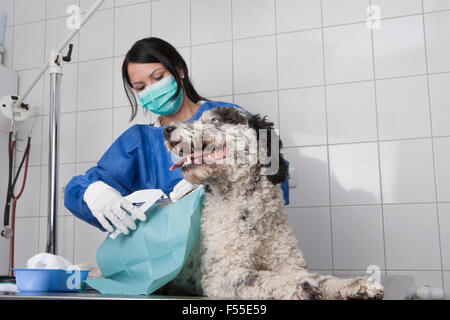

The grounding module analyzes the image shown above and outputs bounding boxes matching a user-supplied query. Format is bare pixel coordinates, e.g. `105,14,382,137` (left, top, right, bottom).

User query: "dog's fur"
162,106,384,300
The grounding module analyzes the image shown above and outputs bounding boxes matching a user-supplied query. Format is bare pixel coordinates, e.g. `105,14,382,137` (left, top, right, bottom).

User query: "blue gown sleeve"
64,125,145,231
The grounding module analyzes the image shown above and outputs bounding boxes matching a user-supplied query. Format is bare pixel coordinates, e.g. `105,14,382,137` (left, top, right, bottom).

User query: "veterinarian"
64,37,289,236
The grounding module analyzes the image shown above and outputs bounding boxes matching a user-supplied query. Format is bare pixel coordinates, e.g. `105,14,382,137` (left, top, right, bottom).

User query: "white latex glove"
169,179,198,203
84,181,146,234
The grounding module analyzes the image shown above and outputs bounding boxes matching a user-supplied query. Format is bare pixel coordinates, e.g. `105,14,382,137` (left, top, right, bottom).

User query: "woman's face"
127,62,174,93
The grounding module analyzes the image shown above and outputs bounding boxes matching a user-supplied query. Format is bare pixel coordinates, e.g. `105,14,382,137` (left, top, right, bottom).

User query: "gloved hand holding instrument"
84,181,146,236
84,179,198,239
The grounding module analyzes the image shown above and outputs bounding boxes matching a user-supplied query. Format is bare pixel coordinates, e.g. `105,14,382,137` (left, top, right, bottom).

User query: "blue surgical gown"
64,101,289,231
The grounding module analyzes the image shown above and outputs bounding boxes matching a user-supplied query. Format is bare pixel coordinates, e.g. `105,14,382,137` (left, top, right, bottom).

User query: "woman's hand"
84,181,146,234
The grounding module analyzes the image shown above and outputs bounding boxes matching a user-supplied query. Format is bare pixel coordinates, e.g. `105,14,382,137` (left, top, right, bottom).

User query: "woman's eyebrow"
131,68,163,86
132,80,145,86
149,67,162,78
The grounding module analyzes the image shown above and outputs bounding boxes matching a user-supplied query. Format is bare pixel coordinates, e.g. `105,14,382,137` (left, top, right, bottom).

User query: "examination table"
0,274,416,300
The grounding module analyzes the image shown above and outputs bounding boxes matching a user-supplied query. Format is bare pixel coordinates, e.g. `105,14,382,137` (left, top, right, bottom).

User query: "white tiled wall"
1,0,449,295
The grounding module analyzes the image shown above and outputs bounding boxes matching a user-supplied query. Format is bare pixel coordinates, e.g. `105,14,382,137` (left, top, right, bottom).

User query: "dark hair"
248,113,288,185
122,37,208,121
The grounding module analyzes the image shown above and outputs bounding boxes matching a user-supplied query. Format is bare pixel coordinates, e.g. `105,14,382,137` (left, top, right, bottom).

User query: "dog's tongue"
169,158,185,171
169,150,203,171
169,146,227,170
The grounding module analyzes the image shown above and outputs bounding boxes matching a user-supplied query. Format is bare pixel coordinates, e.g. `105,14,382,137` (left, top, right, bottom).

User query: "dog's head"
164,106,288,189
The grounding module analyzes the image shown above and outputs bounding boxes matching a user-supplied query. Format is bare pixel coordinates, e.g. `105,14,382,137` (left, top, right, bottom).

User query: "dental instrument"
108,189,168,239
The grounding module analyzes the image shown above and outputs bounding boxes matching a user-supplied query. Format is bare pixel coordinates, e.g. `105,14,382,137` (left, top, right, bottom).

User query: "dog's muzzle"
164,125,227,171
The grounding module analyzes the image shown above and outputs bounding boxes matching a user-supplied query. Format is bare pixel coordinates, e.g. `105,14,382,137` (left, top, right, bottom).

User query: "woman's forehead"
128,62,166,76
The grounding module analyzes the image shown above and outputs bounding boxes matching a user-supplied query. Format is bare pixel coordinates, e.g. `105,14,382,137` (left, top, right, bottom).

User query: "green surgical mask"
137,74,184,116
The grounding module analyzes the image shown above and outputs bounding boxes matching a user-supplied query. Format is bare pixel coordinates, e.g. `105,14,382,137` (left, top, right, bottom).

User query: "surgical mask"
137,74,184,115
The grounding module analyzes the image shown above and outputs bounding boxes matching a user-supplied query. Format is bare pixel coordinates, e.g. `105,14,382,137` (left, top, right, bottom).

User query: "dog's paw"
299,280,323,300
340,277,384,300
274,278,323,300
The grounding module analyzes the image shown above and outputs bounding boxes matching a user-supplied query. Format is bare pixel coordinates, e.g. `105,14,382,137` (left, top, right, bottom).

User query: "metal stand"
46,51,62,254
0,0,106,256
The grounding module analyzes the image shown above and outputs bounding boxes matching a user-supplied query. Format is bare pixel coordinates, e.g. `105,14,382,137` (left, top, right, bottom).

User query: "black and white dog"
162,106,384,300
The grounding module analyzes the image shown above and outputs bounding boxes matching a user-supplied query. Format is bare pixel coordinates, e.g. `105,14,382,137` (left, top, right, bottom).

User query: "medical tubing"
12,144,30,200
11,137,31,192
3,108,36,228
9,143,31,275
2,117,33,273
3,131,13,227
10,200,17,276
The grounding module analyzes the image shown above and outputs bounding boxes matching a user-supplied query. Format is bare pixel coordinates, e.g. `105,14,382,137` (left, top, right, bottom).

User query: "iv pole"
11,0,106,254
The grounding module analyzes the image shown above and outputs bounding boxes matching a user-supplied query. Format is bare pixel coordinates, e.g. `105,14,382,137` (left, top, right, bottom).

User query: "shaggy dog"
162,106,384,300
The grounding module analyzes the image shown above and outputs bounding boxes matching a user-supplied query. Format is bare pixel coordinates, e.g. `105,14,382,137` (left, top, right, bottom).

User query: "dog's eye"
210,118,220,124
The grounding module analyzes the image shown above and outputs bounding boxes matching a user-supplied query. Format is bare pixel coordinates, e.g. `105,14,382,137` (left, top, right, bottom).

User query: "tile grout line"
17,135,450,164
14,56,450,83
188,0,192,92
115,0,150,10
34,201,450,211
9,0,14,205
11,7,450,37
230,0,235,104
149,0,153,38
15,212,81,219
317,268,449,272
9,0,15,72
8,0,18,267
186,0,196,113
319,0,335,273
369,0,388,275
111,0,116,154
148,0,153,125
420,0,446,291
281,135,450,149
272,0,282,149
287,201,450,209
72,0,81,264
8,0,15,269
35,0,48,256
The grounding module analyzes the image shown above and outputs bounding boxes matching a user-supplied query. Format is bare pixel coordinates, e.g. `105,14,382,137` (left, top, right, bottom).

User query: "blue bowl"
13,268,90,292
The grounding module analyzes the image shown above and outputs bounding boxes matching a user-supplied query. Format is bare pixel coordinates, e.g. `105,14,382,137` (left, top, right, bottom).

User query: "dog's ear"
248,114,288,185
